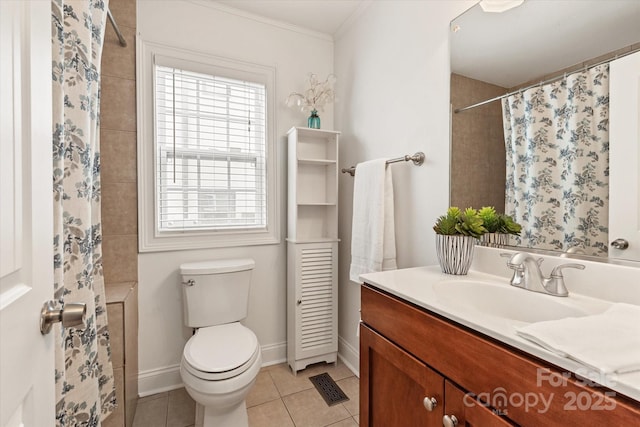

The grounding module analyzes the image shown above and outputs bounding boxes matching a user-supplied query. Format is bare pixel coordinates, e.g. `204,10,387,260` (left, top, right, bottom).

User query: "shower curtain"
52,0,116,425
502,65,610,256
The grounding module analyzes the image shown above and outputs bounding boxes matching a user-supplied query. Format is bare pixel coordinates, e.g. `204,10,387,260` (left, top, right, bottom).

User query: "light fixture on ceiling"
479,0,525,13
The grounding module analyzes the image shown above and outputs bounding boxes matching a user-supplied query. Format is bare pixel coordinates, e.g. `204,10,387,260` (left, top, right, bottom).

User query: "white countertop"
360,264,640,402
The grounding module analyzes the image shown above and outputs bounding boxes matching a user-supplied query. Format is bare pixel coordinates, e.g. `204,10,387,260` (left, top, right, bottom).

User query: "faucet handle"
551,263,586,277
501,253,543,268
545,263,585,297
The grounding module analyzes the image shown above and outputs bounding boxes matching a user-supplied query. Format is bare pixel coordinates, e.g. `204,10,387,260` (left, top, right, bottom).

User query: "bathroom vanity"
359,249,640,426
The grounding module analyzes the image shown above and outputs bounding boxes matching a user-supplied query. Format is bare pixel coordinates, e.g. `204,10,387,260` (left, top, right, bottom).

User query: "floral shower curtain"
502,64,610,256
52,0,116,425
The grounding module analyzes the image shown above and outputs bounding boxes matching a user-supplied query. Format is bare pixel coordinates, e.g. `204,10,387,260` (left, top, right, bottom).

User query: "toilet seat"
183,323,259,381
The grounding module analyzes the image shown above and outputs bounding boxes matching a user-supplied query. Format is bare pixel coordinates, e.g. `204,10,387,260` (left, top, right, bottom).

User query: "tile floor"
132,360,359,427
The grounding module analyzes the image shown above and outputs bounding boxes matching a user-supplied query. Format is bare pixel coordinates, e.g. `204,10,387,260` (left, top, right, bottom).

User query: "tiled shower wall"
450,73,507,211
101,0,138,284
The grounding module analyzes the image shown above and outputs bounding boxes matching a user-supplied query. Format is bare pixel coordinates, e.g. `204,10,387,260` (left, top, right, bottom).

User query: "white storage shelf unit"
287,127,339,243
286,127,340,374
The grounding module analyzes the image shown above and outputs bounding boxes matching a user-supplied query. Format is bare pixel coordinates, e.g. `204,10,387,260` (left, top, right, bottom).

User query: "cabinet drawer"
362,284,640,426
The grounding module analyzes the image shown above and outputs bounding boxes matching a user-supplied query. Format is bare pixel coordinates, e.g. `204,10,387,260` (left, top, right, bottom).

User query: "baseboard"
138,364,183,397
338,335,359,377
259,341,287,367
137,342,288,397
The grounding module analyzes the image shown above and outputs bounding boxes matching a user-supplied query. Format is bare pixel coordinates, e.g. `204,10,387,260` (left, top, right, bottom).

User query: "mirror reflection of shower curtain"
502,65,609,256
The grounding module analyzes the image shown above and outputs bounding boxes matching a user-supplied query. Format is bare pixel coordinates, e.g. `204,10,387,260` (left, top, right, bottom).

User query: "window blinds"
154,64,267,232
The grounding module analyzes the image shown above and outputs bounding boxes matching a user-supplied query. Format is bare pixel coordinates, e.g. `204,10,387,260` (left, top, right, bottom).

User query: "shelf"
298,158,337,165
295,205,337,240
286,238,341,244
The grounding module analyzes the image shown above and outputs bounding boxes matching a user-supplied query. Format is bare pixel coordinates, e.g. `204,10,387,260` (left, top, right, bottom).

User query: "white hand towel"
516,303,640,374
349,159,397,283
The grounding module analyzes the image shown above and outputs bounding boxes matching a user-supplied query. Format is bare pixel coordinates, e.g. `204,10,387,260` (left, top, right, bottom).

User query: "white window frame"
137,40,279,252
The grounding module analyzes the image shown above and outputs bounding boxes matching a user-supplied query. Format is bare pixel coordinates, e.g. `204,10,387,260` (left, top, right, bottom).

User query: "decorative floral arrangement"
433,207,487,238
286,73,337,113
477,206,522,235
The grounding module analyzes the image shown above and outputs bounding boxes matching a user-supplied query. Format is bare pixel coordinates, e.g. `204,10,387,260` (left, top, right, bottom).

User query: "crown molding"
187,0,334,42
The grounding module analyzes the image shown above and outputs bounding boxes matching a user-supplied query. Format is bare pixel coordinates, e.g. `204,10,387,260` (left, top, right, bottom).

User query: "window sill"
138,229,280,253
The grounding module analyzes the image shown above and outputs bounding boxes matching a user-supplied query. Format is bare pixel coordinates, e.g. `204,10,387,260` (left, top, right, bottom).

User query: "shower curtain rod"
453,47,640,114
107,8,127,47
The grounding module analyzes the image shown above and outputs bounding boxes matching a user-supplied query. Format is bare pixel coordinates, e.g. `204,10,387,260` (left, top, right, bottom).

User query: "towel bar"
341,152,425,176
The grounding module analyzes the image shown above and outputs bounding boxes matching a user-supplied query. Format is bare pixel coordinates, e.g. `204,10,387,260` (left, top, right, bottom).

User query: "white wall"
333,0,475,372
137,0,334,395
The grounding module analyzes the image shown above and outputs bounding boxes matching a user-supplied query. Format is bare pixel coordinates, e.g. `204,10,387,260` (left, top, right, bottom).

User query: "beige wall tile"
107,302,124,368
105,281,135,303
101,76,136,132
125,284,138,427
102,25,136,80
247,399,294,427
451,74,506,211
108,0,136,30
102,182,138,236
103,234,138,283
103,367,125,427
101,129,136,184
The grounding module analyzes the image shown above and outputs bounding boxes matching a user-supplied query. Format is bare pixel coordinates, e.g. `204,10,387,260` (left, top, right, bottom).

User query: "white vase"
480,232,510,247
435,234,478,275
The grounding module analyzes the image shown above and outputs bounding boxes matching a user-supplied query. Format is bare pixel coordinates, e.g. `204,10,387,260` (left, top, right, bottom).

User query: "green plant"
478,206,522,235
433,207,486,238
478,206,500,232
498,214,522,235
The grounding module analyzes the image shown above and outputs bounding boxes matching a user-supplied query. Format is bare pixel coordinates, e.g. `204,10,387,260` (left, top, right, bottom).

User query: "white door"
610,51,640,261
0,1,55,426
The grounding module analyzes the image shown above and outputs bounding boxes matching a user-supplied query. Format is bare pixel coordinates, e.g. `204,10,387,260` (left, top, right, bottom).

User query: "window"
155,66,266,231
138,42,278,252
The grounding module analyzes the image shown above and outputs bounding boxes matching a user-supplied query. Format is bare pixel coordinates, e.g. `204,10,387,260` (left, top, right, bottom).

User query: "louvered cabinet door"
287,241,338,373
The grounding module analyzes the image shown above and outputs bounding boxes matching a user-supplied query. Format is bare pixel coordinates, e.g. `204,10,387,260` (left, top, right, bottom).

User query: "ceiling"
211,1,640,87
451,0,640,88
213,0,366,36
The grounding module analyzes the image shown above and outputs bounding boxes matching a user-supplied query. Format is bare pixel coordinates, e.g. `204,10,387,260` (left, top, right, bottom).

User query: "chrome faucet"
502,252,585,297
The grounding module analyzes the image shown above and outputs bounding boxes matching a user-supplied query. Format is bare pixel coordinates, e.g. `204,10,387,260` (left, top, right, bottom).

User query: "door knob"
40,300,86,334
611,238,629,250
443,415,459,427
423,396,438,411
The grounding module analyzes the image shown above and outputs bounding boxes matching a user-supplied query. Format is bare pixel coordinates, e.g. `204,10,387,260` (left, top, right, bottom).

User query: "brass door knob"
40,300,86,335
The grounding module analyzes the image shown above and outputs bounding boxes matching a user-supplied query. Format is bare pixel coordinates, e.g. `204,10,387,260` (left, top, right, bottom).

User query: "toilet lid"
183,323,258,375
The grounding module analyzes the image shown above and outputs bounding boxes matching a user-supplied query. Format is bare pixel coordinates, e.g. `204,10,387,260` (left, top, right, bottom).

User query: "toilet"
179,258,262,427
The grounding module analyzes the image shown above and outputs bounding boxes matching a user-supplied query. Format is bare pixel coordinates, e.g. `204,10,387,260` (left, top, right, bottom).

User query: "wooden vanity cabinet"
360,325,444,426
360,284,640,427
361,324,511,426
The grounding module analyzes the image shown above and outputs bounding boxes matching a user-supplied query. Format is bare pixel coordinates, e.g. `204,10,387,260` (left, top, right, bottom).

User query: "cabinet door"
443,380,514,427
360,325,444,426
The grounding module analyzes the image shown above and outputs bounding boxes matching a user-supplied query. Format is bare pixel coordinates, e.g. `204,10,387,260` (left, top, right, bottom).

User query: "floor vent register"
308,373,350,406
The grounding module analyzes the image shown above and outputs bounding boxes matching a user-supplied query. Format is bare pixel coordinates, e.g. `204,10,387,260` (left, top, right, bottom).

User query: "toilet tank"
180,258,255,328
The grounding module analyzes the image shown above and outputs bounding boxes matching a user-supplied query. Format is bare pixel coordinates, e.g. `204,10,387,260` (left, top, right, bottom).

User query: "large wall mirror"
450,0,640,261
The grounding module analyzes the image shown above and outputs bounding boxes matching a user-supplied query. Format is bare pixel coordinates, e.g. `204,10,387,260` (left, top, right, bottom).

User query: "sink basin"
433,280,589,323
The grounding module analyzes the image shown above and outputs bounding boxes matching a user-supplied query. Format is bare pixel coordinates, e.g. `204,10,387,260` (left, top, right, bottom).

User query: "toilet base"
194,401,248,427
